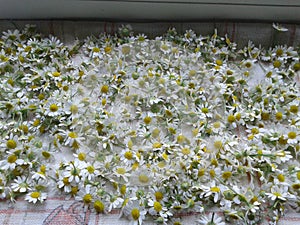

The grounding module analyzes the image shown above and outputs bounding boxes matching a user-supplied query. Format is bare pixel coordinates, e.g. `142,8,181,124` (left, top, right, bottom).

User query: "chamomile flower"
75,185,97,210
122,201,147,225
148,198,172,219
114,165,131,183
43,99,63,117
272,23,288,32
63,160,85,183
129,168,153,186
160,41,172,54
57,175,73,193
2,29,21,43
266,185,296,202
286,129,299,145
62,130,85,149
32,164,48,181
201,181,224,203
11,176,30,193
25,190,47,203
106,194,124,211
80,162,101,181
197,212,225,225
0,153,24,170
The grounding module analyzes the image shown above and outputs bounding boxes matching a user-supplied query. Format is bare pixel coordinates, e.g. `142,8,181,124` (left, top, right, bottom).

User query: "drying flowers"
0,24,299,225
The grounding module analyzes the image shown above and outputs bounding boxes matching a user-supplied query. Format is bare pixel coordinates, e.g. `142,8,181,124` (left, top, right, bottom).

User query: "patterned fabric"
0,199,299,224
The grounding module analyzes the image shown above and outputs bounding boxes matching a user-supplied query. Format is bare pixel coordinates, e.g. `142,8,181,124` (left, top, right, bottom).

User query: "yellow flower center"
61,85,68,91
290,105,298,114
275,112,283,120
78,152,86,161
181,147,191,155
143,116,152,125
293,63,300,71
222,171,232,180
49,104,58,112
132,162,139,170
235,113,241,122
153,142,162,149
6,139,17,149
216,59,223,66
210,169,216,178
63,177,70,185
94,200,105,213
138,174,149,183
251,128,259,135
261,112,270,120
165,109,173,117
153,201,162,212
92,47,100,53
116,167,126,175
101,85,109,94
127,139,133,149
120,185,126,195
276,48,283,56
40,165,46,173
71,186,78,195
168,127,176,135
87,166,95,173
198,168,205,177
155,191,163,201
122,45,131,55
68,132,78,139
227,115,235,123
52,71,61,77
214,141,223,149
152,128,160,138
42,151,51,159
7,154,17,163
19,124,29,134
83,194,92,204
273,60,281,68
174,221,182,225
211,158,218,167
161,44,168,51
277,174,285,182
288,131,297,139
30,192,40,199
104,46,112,53
157,161,166,168
278,136,287,145
177,134,186,144
131,208,140,220
124,151,133,160
33,119,40,127
210,186,220,193
245,61,252,68
213,122,220,128
71,141,79,150
201,108,209,114
292,183,300,190
70,104,78,114
273,192,281,197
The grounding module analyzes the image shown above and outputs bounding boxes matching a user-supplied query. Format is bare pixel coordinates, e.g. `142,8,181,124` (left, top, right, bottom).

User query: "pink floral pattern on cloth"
0,199,299,224
43,202,86,225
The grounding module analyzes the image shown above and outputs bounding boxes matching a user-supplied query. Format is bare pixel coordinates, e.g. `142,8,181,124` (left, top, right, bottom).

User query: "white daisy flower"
197,212,225,225
25,191,47,204
272,23,288,32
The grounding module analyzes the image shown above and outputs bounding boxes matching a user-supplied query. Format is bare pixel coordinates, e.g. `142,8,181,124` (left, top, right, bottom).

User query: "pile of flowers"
0,24,299,225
